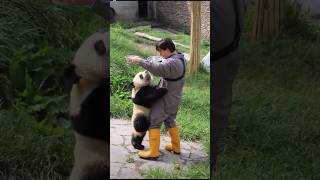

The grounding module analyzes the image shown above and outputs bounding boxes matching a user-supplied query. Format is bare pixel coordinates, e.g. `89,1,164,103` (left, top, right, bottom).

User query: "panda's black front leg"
131,132,146,150
156,87,168,98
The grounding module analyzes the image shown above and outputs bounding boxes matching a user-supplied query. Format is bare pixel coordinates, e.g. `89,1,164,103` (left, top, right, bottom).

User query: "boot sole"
139,156,159,161
165,149,181,154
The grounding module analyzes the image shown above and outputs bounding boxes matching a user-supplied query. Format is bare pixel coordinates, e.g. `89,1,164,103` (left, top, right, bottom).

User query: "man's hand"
129,56,142,65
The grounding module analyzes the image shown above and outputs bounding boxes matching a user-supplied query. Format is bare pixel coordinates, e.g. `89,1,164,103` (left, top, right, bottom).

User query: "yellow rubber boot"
164,127,181,154
138,128,160,160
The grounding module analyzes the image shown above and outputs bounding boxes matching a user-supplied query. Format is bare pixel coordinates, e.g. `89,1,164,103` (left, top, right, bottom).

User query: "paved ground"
110,118,208,179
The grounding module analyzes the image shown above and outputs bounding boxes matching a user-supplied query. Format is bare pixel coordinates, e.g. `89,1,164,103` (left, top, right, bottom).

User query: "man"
128,38,186,160
212,0,246,174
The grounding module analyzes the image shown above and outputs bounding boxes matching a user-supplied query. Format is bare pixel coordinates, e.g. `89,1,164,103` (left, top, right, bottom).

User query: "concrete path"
110,118,208,179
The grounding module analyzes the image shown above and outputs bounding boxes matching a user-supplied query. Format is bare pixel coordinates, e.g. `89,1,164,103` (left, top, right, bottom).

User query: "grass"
111,21,210,58
215,39,320,180
126,156,135,163
140,161,210,179
0,1,105,179
0,109,74,179
110,22,210,179
214,3,320,180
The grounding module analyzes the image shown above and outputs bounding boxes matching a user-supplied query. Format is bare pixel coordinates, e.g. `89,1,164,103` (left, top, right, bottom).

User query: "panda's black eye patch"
139,74,143,79
94,40,106,56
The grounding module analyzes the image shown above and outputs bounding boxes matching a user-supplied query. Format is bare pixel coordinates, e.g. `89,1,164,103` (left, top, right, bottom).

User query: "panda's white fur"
65,31,108,180
131,71,153,96
131,105,150,135
70,133,108,180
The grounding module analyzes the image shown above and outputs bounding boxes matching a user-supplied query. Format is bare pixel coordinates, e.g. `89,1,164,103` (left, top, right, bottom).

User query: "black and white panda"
63,31,109,180
130,70,167,150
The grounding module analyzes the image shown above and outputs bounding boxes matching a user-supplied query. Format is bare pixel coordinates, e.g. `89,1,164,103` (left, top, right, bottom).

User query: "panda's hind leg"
131,114,149,150
131,131,146,150
133,114,150,132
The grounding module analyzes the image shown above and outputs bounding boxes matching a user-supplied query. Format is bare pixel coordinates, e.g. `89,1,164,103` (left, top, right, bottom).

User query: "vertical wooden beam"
275,0,280,34
252,0,260,42
257,0,264,41
269,0,275,36
189,1,201,74
263,0,269,38
252,0,281,41
280,0,285,31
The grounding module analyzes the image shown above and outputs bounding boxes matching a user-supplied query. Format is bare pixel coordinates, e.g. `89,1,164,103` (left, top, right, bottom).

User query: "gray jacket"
139,53,186,115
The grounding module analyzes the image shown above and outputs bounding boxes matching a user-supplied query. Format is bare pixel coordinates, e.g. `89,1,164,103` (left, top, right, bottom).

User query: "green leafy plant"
281,0,320,40
126,156,135,163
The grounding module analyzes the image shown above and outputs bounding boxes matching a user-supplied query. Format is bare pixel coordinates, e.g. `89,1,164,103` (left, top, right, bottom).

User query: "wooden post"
188,1,201,74
251,0,260,41
252,0,281,42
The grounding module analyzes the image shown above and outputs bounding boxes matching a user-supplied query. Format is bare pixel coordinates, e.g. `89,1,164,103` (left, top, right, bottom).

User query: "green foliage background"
0,0,105,179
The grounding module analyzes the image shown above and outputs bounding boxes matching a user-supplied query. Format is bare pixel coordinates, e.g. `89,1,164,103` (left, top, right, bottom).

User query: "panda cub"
130,70,168,150
63,31,108,180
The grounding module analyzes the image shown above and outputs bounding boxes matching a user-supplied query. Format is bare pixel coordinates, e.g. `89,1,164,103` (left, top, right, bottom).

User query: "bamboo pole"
188,1,201,74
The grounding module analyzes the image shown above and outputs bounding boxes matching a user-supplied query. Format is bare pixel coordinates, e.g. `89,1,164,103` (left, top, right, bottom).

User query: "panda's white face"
72,32,108,83
132,70,153,89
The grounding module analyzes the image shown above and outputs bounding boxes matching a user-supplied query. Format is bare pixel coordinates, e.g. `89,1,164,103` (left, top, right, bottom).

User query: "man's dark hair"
155,38,176,52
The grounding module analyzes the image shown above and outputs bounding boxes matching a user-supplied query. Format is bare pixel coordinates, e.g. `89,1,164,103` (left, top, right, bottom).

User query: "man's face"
158,49,171,58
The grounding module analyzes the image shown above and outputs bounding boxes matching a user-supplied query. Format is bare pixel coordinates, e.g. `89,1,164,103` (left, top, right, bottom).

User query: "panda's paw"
133,144,145,150
131,135,145,150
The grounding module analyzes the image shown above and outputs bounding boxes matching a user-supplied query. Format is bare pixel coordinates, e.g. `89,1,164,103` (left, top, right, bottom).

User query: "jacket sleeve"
139,58,180,78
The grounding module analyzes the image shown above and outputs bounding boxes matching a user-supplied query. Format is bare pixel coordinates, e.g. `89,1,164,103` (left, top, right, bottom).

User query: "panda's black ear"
94,40,106,56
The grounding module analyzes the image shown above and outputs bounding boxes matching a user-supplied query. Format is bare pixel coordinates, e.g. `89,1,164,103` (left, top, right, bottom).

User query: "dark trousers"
212,49,240,172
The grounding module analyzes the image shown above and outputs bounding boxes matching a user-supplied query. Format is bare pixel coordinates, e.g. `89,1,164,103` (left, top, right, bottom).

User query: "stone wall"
155,1,210,39
110,1,139,21
200,1,210,39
